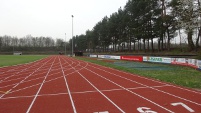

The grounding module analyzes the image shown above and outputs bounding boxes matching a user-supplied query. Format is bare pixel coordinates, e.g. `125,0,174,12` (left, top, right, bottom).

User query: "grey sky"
0,0,128,41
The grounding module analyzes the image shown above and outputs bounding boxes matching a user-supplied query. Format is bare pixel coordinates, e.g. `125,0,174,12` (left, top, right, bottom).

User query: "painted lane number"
95,102,195,113
137,102,195,113
171,102,195,112
137,107,157,113
94,111,109,113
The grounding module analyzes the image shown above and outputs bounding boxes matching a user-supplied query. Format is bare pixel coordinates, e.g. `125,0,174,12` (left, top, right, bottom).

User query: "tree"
173,0,201,51
56,39,64,47
0,36,2,51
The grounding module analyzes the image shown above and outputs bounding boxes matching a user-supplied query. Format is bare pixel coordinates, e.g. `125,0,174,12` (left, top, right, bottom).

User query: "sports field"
0,55,201,113
0,55,48,67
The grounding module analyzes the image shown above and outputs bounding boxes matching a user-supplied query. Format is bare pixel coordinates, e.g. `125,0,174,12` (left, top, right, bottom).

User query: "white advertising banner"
98,55,105,58
143,56,171,64
110,56,120,60
143,56,148,62
98,55,120,60
188,59,198,68
162,57,172,64
90,55,97,58
171,58,189,66
197,60,201,70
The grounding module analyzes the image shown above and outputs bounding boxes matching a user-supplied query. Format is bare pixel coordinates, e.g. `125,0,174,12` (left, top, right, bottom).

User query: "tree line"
71,0,201,53
0,35,70,54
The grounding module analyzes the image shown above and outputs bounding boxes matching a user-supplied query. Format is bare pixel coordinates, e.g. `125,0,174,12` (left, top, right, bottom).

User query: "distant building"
13,51,22,55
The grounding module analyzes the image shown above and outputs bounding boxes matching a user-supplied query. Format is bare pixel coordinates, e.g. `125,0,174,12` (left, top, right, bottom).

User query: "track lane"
76,57,201,113
0,56,201,113
0,58,49,83
61,56,125,113
0,56,55,113
64,57,170,112
26,57,74,113
85,61,201,112
0,56,54,98
79,65,174,112
26,56,57,113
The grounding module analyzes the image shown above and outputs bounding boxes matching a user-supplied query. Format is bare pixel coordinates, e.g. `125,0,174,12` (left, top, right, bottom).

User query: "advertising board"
90,55,97,58
98,55,105,59
197,60,201,70
171,58,188,66
143,56,171,63
188,59,198,68
120,56,143,62
110,56,120,60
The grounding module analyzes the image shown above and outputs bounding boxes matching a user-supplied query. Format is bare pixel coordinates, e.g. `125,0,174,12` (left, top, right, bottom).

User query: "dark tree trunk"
167,27,171,51
196,28,201,51
147,39,150,52
143,39,146,53
151,38,154,52
187,31,195,51
158,39,161,52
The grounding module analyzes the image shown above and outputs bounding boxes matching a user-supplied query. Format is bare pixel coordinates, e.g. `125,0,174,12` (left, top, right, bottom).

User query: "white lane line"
1,85,171,100
0,92,69,100
0,64,28,77
63,57,125,113
0,57,53,98
1,57,87,97
7,66,85,95
84,67,174,113
26,57,56,113
71,84,171,94
0,56,48,70
78,71,125,113
91,62,201,95
59,56,77,113
0,57,50,82
89,64,201,106
0,60,46,83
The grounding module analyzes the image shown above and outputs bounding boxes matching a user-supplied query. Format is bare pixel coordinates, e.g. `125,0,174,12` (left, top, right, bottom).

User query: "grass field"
77,57,201,90
0,55,48,67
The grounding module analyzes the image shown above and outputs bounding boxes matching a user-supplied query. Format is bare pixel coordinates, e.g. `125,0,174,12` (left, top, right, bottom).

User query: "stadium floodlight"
72,15,74,56
65,33,66,55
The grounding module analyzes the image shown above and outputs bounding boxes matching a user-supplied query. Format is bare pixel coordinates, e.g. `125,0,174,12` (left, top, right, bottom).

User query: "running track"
0,55,201,113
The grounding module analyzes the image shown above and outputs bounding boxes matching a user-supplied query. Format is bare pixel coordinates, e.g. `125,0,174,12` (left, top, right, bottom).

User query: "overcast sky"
0,0,128,41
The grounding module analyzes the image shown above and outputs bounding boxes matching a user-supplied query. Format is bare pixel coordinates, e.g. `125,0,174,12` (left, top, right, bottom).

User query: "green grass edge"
0,55,48,67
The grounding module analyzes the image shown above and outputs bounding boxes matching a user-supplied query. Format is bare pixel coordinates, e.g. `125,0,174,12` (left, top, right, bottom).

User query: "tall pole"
65,33,66,55
72,15,74,56
12,39,14,55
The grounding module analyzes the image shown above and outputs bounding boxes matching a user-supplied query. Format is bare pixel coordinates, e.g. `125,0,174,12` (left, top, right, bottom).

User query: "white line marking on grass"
26,57,56,113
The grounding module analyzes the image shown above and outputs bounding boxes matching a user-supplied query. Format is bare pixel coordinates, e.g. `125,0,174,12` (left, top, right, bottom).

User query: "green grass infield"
0,55,48,67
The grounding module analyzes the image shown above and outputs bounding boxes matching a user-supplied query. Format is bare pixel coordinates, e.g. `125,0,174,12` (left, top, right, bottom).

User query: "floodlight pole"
65,33,66,55
72,15,74,56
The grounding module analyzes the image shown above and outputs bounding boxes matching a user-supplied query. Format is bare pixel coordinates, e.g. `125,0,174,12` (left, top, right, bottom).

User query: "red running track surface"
0,55,201,113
